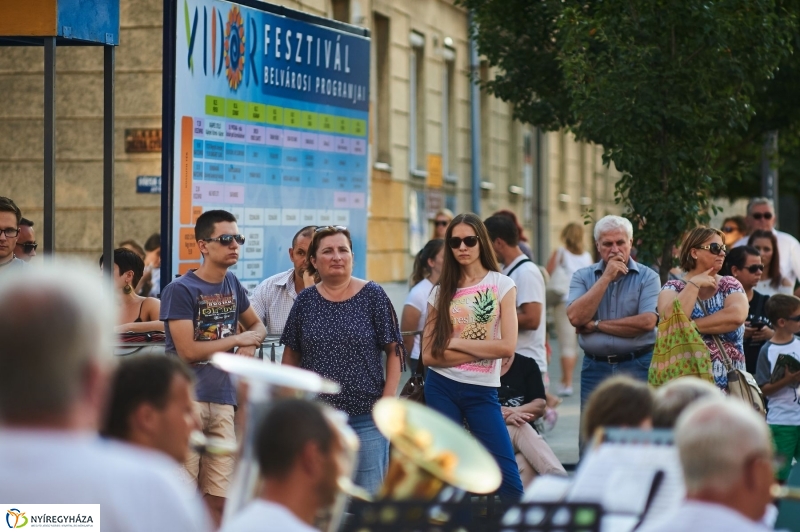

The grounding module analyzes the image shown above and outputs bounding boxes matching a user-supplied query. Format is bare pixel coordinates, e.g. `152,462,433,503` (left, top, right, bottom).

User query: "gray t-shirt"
0,257,26,272
160,270,250,406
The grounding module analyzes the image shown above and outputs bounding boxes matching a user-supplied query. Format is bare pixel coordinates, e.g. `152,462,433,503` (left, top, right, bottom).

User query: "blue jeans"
348,413,389,495
424,370,524,502
580,351,652,410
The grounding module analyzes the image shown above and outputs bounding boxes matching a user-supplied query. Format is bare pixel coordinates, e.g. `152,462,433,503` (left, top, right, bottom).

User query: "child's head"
766,294,800,332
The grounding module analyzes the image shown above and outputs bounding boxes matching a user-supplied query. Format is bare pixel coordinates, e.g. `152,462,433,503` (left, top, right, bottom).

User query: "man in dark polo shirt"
567,215,660,411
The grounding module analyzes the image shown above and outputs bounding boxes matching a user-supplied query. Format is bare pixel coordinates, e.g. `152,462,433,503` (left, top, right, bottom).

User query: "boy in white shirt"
755,293,800,481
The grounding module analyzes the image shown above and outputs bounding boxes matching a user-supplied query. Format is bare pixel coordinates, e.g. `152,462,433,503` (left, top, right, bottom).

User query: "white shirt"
251,269,299,335
220,500,318,532
428,271,516,387
555,247,593,302
755,278,793,297
502,255,547,374
638,500,769,532
403,278,434,360
735,229,800,287
0,430,210,532
755,338,800,426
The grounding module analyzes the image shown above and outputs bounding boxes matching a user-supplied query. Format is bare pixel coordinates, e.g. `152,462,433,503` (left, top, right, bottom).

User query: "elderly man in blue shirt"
566,215,660,411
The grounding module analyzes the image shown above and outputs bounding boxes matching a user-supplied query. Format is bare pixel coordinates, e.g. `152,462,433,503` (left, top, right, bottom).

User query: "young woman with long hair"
748,230,793,296
421,213,524,501
401,239,445,371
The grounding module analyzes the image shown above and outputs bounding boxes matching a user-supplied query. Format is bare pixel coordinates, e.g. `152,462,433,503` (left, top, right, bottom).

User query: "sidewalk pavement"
381,281,581,469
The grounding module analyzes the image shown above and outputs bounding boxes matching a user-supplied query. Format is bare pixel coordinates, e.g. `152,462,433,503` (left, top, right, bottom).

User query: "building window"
331,0,349,23
442,44,456,182
409,31,426,176
372,13,390,166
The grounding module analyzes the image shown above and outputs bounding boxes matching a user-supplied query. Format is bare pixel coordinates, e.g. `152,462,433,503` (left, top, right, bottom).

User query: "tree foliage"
462,0,796,282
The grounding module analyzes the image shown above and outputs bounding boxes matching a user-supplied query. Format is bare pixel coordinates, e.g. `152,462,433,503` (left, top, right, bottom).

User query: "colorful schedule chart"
168,0,370,290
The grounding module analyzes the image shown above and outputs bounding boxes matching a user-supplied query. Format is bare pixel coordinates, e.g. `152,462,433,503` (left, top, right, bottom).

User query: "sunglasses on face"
752,212,774,220
785,315,800,322
449,236,479,249
434,220,449,227
742,264,764,273
721,226,737,233
19,242,37,254
203,234,245,246
315,225,347,233
696,243,728,255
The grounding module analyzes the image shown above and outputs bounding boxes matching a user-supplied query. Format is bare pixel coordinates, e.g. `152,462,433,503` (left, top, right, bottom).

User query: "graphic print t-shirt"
428,271,515,387
160,270,250,405
755,338,800,426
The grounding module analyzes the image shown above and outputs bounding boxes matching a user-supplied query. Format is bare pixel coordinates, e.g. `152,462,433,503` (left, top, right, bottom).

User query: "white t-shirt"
0,430,210,532
220,500,319,532
403,278,434,360
755,278,793,297
755,338,800,425
502,255,547,374
638,500,769,532
735,229,800,287
428,271,516,387
555,247,593,302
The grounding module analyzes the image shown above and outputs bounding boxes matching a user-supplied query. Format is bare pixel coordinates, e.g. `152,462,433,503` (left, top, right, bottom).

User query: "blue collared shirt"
567,258,660,355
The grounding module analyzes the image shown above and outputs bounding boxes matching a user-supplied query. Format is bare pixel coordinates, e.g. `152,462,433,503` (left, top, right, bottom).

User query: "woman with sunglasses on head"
421,213,524,501
401,239,445,372
280,226,406,496
431,208,454,239
722,246,773,373
657,227,749,391
748,229,793,296
100,248,163,333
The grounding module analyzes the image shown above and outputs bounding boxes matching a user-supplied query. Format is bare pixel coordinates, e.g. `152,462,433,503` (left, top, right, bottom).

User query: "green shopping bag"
648,298,715,388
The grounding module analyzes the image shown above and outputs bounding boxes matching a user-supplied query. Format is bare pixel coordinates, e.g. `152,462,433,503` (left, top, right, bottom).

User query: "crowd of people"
2,191,800,531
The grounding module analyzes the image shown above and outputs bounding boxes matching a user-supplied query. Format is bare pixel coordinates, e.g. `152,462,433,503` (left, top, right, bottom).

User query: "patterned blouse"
662,277,745,390
280,281,406,417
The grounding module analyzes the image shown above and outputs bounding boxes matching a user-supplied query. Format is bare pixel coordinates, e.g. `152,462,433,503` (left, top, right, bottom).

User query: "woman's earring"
123,284,133,295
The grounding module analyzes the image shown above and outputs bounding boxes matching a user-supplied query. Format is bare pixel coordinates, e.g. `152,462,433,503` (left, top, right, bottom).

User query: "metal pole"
43,38,56,259
468,12,481,215
103,46,115,279
761,130,779,222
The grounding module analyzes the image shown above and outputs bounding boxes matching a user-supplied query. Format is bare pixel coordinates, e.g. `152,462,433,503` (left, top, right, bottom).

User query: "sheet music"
567,443,685,522
522,475,573,503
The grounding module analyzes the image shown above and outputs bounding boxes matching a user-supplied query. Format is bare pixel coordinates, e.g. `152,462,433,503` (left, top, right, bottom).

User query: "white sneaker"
557,386,573,397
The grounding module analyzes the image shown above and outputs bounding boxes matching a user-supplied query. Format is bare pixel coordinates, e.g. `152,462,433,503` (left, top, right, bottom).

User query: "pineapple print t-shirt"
428,271,516,387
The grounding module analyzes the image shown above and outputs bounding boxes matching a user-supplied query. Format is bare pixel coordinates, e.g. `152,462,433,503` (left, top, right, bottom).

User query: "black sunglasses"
721,226,737,233
449,236,479,249
315,225,347,233
742,264,765,273
696,243,727,256
203,234,245,246
434,220,449,227
752,212,773,220
19,242,37,254
785,315,800,322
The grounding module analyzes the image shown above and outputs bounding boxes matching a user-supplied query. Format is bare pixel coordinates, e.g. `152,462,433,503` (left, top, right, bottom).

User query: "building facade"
0,0,619,279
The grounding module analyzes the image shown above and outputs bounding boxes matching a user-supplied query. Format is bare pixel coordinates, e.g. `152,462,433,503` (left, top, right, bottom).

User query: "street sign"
136,175,162,194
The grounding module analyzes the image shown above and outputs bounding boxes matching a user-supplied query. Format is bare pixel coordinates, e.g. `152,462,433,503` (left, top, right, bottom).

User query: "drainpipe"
469,11,481,215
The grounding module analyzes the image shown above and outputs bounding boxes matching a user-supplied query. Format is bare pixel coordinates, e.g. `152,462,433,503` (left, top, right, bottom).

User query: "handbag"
546,249,571,307
648,299,715,388
400,356,426,404
699,300,767,417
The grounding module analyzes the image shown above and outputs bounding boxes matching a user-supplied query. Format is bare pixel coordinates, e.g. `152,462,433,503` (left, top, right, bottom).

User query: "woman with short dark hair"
100,248,163,333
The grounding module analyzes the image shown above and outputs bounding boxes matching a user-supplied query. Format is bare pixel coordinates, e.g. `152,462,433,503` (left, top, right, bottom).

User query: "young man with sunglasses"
13,218,36,263
734,197,800,297
160,209,266,526
0,197,26,272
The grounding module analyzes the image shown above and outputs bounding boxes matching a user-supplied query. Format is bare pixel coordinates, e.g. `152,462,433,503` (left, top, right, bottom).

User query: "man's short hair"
19,217,33,227
102,355,194,440
652,377,723,428
0,262,116,422
195,210,237,241
747,197,774,215
256,399,334,479
676,398,771,493
0,197,21,225
144,233,161,252
593,215,633,242
766,294,800,324
291,226,317,248
483,215,520,247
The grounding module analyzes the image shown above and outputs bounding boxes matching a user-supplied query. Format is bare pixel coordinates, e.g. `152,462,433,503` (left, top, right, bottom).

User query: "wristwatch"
593,319,601,331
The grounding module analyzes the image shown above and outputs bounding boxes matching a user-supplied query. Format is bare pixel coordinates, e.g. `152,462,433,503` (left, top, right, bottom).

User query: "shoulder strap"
698,299,734,371
507,258,533,277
